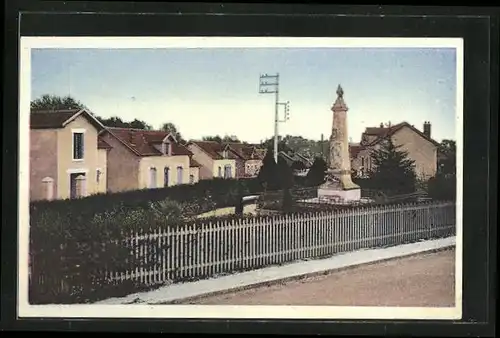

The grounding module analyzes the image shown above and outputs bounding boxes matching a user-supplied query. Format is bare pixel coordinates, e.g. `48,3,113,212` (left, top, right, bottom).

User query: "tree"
202,135,222,143
160,122,182,141
31,94,87,111
98,116,152,130
222,135,240,143
257,147,280,191
260,137,293,154
277,156,295,190
305,157,328,187
428,139,456,201
437,139,456,177
368,137,417,195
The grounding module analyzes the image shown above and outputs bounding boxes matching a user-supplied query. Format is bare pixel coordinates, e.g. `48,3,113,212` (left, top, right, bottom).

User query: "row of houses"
29,108,441,202
29,109,284,201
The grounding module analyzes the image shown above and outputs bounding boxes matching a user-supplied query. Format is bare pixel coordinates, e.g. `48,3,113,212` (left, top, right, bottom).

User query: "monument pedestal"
317,186,361,202
317,172,361,203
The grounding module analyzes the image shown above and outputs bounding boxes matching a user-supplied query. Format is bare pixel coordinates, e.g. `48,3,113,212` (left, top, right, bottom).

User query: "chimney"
423,121,431,138
129,131,135,145
380,123,384,128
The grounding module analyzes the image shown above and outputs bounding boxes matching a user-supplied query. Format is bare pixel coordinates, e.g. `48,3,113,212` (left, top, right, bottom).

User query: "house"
220,142,267,178
350,121,440,180
278,151,312,176
186,141,239,180
29,109,109,201
98,127,200,192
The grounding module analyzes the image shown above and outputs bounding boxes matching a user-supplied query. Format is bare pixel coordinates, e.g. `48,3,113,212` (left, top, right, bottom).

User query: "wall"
234,158,246,178
213,159,237,179
96,148,108,193
100,132,140,193
187,144,214,179
189,167,200,184
391,127,438,179
139,155,191,189
57,115,101,199
351,127,438,180
30,129,58,201
245,159,263,177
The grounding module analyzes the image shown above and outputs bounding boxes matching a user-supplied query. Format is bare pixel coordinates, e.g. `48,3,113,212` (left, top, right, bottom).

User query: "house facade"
30,109,108,201
350,121,439,180
99,127,200,192
221,142,267,178
278,150,313,176
186,141,237,180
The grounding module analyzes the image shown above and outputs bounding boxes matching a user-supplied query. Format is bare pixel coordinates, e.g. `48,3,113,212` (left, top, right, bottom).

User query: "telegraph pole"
259,73,290,163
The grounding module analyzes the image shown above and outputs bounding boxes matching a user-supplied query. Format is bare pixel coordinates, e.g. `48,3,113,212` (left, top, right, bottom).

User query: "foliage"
427,139,456,201
31,94,87,111
29,178,266,303
160,122,183,142
202,135,241,143
260,137,293,154
277,156,295,189
257,147,280,191
305,156,328,187
98,116,152,130
427,175,456,201
368,137,417,195
437,139,456,177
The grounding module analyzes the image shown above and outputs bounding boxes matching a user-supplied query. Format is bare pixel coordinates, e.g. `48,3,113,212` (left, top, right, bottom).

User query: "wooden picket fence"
106,201,456,287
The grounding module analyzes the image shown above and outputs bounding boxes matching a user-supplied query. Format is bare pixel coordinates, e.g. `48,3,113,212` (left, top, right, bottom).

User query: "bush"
29,177,265,304
427,175,456,201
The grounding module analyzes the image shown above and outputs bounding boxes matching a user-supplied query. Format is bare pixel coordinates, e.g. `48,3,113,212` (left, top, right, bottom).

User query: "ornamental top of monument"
332,84,349,112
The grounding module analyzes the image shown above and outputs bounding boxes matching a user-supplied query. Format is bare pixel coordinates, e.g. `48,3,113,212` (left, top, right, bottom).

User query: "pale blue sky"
31,47,457,143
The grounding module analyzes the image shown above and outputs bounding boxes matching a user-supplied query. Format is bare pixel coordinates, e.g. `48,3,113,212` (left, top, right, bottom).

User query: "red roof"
30,109,104,130
189,141,225,159
364,122,439,147
97,137,113,150
189,157,201,167
349,143,364,158
190,141,266,160
105,127,193,157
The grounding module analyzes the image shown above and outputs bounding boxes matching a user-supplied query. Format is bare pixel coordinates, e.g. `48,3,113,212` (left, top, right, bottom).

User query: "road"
183,248,456,307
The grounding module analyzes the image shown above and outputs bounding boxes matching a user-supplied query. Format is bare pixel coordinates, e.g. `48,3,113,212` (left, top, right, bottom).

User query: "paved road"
185,248,456,307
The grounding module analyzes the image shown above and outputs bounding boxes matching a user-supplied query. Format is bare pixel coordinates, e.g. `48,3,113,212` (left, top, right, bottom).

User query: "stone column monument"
318,85,361,202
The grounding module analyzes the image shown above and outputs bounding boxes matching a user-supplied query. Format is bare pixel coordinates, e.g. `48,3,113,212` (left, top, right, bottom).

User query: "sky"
31,47,458,143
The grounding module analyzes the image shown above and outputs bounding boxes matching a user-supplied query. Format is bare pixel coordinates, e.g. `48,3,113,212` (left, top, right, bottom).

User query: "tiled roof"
365,122,439,147
349,143,363,158
105,127,193,157
30,109,105,131
189,157,201,167
97,137,113,150
189,141,225,159
189,141,267,160
223,142,266,160
30,109,81,129
351,122,440,158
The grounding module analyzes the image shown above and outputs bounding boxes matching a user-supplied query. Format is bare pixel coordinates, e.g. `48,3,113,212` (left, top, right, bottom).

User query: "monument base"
317,187,361,202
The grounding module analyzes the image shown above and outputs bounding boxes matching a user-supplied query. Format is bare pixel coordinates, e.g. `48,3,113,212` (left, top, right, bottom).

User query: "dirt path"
185,248,456,307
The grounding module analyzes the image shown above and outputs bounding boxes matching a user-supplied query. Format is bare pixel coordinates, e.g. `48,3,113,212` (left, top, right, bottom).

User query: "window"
73,132,84,160
218,166,222,177
96,169,102,184
42,177,54,200
177,166,183,185
189,174,195,184
361,157,365,167
224,164,232,179
163,167,169,187
150,167,157,188
70,173,86,198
